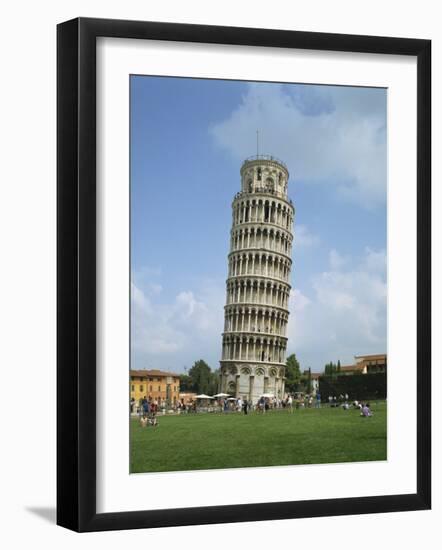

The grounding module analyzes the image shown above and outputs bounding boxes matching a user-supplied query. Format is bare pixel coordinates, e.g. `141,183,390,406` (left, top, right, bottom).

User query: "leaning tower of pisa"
219,155,294,404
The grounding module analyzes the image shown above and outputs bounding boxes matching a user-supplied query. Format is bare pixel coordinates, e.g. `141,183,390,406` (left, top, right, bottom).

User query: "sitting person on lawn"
149,412,158,427
361,403,373,417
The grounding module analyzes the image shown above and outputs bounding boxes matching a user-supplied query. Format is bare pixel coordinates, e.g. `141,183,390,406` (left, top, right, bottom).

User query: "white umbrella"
213,392,230,398
261,393,274,398
195,394,214,399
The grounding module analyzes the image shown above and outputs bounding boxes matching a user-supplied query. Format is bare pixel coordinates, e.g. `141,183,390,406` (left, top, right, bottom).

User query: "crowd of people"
210,394,325,413
132,391,374,428
325,394,373,416
215,395,294,414
131,396,197,415
136,396,159,428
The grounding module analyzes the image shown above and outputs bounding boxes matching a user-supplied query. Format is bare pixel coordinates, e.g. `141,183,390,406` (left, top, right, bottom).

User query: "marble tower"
219,155,294,403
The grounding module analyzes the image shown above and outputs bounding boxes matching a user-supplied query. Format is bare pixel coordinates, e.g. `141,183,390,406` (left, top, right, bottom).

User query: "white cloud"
131,277,225,370
295,224,320,248
149,283,163,295
287,247,387,369
131,281,151,312
363,246,387,273
329,248,348,271
210,83,386,207
131,282,183,356
290,288,311,312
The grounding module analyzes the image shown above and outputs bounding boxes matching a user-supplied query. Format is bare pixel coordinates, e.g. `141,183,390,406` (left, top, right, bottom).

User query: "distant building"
311,373,320,394
334,354,387,376
302,369,320,395
338,364,367,375
355,354,387,374
179,392,198,404
130,369,180,405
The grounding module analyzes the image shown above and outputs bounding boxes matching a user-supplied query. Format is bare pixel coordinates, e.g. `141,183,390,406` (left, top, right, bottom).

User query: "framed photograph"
57,17,431,532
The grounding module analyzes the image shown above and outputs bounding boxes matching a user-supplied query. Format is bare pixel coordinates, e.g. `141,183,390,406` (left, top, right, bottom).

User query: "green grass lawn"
130,401,387,473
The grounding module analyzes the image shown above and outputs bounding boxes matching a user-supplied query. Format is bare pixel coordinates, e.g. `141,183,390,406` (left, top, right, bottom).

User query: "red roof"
130,369,180,378
355,354,387,360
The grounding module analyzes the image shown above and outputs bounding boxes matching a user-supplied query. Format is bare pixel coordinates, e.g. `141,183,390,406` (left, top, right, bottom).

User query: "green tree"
179,374,194,392
306,367,312,394
208,369,220,396
188,360,212,394
285,354,301,392
324,361,339,378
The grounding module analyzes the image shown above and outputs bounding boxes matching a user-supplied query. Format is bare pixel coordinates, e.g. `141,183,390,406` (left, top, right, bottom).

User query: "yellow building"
130,369,180,405
338,354,387,375
355,353,387,374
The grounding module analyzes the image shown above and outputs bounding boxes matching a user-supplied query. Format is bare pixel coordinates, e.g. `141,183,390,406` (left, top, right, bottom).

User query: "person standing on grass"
142,396,149,417
259,396,265,413
287,395,293,413
316,392,321,408
243,399,249,415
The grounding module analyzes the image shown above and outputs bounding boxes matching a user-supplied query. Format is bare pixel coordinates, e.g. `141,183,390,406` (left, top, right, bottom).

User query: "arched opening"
264,203,270,222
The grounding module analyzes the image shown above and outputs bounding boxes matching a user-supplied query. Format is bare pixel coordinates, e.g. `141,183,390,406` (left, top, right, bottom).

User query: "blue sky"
130,76,387,373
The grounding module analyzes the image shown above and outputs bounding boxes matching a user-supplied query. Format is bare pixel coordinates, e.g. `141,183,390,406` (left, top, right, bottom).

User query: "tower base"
219,361,285,404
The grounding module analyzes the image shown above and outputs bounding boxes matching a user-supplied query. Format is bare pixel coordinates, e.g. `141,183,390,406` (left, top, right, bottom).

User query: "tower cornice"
232,191,294,210
240,155,289,176
225,274,292,290
224,302,291,314
228,248,293,263
222,331,288,340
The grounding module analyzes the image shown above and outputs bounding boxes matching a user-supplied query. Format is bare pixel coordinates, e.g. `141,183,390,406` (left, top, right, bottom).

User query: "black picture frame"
57,17,431,532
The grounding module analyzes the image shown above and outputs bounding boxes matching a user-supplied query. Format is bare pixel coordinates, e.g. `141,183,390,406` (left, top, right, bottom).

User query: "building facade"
302,369,320,395
355,353,387,374
338,354,387,375
219,155,294,403
130,369,180,405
